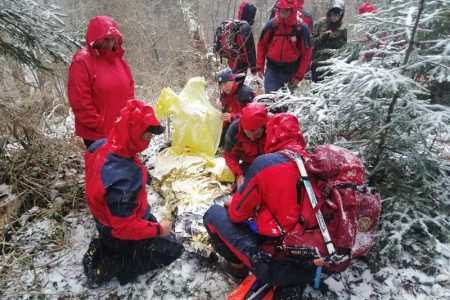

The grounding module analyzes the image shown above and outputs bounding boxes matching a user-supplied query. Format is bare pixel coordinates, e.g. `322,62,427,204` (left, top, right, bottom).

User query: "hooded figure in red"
223,104,268,189
227,1,258,74
204,112,317,288
257,0,312,93
68,16,135,148
83,100,183,286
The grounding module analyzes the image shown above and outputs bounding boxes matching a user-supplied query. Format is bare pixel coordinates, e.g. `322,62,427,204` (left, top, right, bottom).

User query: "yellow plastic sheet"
155,77,222,159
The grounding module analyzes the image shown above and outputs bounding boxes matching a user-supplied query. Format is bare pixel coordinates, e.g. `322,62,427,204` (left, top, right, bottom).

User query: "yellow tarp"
155,77,222,159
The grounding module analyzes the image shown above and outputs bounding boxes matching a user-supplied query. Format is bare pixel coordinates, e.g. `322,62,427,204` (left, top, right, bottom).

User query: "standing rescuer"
82,99,183,286
257,0,312,93
311,0,347,82
68,16,135,148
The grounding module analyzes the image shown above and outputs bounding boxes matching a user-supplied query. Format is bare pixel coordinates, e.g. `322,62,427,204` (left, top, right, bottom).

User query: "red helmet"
276,0,296,10
240,103,268,131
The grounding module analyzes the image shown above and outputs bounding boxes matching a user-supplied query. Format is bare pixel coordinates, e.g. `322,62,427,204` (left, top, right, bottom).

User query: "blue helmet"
217,68,235,84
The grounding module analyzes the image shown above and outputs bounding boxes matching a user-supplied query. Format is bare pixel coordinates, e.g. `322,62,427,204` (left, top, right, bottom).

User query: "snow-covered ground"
2,113,449,299
4,185,449,299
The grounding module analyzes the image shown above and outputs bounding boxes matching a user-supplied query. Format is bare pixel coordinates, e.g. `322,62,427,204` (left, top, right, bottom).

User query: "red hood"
237,1,257,25
275,0,298,26
358,2,376,14
264,113,308,156
85,16,125,58
240,103,268,131
108,100,162,157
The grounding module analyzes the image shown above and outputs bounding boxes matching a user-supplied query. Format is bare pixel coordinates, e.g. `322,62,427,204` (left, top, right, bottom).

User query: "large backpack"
213,20,243,59
280,145,381,272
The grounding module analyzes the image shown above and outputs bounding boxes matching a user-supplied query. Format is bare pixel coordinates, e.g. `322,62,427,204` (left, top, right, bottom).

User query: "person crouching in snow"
82,100,184,286
224,103,268,190
203,113,312,295
218,67,256,146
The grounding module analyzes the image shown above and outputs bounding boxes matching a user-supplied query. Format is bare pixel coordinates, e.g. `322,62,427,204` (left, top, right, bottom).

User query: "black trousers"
98,216,184,280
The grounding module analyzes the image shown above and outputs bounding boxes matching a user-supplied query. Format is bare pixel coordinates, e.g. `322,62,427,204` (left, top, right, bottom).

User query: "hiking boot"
224,262,249,280
82,238,123,287
273,285,304,300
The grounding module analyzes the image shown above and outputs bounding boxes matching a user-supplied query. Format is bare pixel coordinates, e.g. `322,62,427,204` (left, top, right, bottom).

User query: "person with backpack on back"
205,113,381,298
311,0,347,82
204,114,313,298
224,103,269,190
68,16,135,149
218,67,256,146
257,0,313,94
268,0,314,33
214,1,258,75
82,100,184,286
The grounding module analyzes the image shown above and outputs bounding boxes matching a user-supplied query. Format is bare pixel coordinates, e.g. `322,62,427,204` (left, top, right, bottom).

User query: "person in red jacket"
224,103,268,190
268,0,313,32
68,16,135,149
228,1,258,75
82,99,183,286
218,68,255,146
203,113,313,292
257,0,312,93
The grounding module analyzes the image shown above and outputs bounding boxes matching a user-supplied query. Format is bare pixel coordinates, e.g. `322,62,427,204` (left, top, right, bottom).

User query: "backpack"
280,145,381,273
213,20,242,59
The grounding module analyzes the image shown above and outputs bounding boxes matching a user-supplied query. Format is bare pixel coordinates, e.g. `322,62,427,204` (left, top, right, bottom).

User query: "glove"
290,77,303,89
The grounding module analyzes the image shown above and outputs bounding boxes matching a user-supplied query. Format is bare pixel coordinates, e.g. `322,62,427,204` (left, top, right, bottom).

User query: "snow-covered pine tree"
0,0,76,71
291,0,450,273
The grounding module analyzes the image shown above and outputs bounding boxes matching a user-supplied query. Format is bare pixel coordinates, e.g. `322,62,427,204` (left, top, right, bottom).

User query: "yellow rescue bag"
155,77,222,159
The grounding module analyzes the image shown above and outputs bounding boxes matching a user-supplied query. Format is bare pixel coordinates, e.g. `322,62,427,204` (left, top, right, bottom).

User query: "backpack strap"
279,150,339,261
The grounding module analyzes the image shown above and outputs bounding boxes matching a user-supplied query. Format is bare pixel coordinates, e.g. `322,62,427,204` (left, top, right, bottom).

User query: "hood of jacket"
264,113,308,156
275,0,298,26
85,16,125,57
237,1,257,26
108,100,162,158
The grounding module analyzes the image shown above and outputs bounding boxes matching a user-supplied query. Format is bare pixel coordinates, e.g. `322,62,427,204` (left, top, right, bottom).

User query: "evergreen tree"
0,0,76,71
289,0,450,273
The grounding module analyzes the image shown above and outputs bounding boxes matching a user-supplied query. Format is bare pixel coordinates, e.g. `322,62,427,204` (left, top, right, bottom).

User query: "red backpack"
280,145,381,272
213,20,243,59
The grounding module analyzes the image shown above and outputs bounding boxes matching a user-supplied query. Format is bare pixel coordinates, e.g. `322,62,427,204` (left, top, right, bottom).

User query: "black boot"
82,238,124,287
273,285,304,300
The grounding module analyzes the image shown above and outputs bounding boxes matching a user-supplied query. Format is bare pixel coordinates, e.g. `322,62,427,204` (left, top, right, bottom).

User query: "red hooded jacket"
85,100,163,241
220,79,255,127
226,2,258,74
68,16,135,141
257,0,312,80
228,113,312,237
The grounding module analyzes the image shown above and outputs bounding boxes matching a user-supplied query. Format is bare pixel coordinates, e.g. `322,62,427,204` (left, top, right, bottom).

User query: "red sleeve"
224,149,243,177
256,25,272,72
67,58,100,129
110,215,163,240
294,36,312,79
228,179,261,223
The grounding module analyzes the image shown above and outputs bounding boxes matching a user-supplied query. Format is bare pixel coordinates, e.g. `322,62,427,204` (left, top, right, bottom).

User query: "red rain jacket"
85,100,163,241
220,81,255,127
68,16,135,141
228,113,312,237
223,119,266,177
